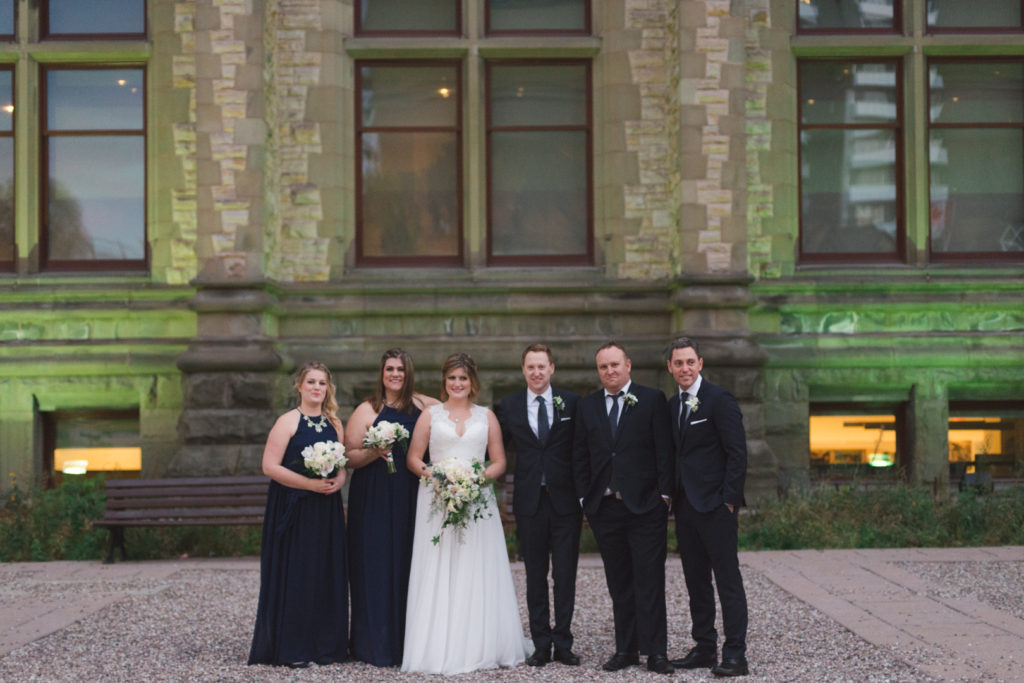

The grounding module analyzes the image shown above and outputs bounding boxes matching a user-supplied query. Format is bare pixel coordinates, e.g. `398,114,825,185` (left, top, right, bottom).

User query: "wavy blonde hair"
439,352,480,401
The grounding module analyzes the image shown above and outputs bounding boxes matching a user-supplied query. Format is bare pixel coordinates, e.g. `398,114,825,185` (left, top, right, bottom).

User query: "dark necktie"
536,396,550,443
680,394,690,437
608,391,622,435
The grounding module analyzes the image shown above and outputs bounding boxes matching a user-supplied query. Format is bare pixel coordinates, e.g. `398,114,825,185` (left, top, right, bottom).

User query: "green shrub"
738,484,1024,550
0,475,262,562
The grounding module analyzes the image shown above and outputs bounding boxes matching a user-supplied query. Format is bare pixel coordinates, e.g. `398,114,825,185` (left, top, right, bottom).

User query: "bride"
401,352,530,674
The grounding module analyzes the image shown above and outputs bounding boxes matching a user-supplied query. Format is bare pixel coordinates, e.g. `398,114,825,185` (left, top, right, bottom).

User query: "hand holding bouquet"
300,440,348,478
362,420,411,474
422,456,492,545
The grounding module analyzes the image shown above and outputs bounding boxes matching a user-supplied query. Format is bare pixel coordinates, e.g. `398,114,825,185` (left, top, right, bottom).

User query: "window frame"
40,0,147,41
484,0,592,37
354,58,465,267
795,0,902,36
926,56,1024,263
926,0,1024,34
484,57,594,266
39,63,149,272
797,57,907,265
353,0,462,37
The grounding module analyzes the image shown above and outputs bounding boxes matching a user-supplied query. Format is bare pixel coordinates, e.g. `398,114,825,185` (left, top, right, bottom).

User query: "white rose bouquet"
362,420,411,474
422,457,492,545
300,440,347,478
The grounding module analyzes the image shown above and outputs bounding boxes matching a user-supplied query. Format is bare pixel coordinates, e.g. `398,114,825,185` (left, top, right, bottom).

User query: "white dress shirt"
527,385,554,439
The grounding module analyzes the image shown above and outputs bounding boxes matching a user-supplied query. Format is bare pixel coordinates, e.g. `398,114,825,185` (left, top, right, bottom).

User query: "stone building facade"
1,1,1022,499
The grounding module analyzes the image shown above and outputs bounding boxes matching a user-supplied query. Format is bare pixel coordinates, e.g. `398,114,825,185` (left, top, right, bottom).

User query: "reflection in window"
356,0,458,34
927,0,1021,30
488,62,591,264
928,60,1024,257
0,1,13,39
46,409,141,487
948,404,1024,480
0,67,11,267
43,67,146,267
798,0,896,32
799,60,902,260
487,0,589,34
809,412,902,480
357,62,461,264
45,0,145,38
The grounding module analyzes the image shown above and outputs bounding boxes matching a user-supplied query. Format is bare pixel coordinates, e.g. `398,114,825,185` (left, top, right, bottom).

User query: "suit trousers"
675,494,748,658
588,496,668,656
516,487,582,652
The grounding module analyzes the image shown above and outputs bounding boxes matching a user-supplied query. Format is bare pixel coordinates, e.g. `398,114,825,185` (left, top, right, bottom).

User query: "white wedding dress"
401,403,530,674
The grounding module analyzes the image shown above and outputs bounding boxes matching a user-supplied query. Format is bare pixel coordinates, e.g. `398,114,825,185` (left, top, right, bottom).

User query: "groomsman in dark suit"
497,343,582,667
667,336,749,677
572,341,675,675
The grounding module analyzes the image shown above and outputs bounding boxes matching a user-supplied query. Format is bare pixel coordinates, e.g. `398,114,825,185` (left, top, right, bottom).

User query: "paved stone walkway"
2,548,1022,681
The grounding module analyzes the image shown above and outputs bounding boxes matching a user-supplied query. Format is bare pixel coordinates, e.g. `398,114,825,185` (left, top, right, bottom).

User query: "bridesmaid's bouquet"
362,420,411,474
422,457,492,545
300,440,347,478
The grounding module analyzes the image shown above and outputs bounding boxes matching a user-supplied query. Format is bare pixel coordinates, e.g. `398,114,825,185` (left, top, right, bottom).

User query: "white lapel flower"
623,392,638,407
685,394,700,414
552,395,566,413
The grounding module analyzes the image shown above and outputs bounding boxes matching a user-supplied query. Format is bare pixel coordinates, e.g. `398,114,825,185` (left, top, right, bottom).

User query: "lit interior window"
809,413,898,476
948,407,1024,478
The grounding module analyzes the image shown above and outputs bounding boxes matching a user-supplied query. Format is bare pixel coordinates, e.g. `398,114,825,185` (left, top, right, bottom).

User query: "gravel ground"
893,560,1024,623
0,561,936,682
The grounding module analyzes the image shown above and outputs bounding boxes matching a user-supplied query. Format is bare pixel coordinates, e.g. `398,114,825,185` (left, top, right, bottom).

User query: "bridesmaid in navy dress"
249,361,348,668
344,348,439,666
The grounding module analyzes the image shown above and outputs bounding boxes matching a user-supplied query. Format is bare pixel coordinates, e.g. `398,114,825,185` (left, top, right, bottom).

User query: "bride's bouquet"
422,457,492,545
361,420,411,474
300,440,347,478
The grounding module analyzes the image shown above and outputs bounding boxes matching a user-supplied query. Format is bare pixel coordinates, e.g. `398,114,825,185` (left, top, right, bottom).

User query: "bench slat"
105,484,269,499
95,517,263,527
103,476,269,489
97,505,266,521
103,495,267,510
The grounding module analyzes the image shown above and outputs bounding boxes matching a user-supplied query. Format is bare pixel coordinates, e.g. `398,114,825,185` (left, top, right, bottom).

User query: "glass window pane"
48,136,145,261
809,414,900,479
360,65,457,128
48,69,144,131
799,0,895,30
929,62,1024,124
948,407,1024,480
801,128,899,254
801,62,898,125
491,131,588,256
0,70,11,132
930,129,1024,254
360,132,459,259
0,139,11,263
491,65,587,127
928,0,1020,29
488,0,587,32
48,0,144,35
358,0,457,33
0,1,13,37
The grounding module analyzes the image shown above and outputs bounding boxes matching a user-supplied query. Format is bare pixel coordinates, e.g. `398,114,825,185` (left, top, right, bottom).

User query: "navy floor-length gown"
249,415,348,666
347,405,421,666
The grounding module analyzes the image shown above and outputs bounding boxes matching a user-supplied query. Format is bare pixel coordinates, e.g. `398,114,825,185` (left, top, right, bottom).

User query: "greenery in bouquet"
362,420,411,474
422,457,493,545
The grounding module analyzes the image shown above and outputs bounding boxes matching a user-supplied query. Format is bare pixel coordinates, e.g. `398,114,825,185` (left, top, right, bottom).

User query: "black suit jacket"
670,378,748,513
497,387,580,517
572,383,674,516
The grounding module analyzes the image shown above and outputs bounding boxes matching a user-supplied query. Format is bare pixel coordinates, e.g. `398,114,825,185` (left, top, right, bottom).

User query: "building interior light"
62,460,89,475
2,104,11,113
438,87,450,98
54,447,141,472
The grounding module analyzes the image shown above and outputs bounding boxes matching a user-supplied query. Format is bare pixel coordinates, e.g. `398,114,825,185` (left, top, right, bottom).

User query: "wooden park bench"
93,475,269,564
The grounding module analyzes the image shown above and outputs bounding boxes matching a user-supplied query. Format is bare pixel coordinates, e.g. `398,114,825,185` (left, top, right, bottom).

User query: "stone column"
171,0,281,476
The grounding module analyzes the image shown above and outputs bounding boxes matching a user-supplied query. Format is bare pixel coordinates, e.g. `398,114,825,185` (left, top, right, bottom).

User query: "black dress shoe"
526,648,551,667
647,654,675,674
712,656,749,677
286,662,309,669
553,648,581,665
602,651,640,671
671,646,718,669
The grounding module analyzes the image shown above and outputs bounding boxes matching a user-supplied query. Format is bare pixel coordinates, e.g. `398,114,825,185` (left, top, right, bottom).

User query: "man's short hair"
521,343,554,365
595,340,628,358
667,336,701,360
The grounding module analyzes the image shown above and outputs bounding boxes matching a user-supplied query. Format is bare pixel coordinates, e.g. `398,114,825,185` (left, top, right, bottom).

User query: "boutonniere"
623,392,638,407
685,394,700,414
552,396,566,413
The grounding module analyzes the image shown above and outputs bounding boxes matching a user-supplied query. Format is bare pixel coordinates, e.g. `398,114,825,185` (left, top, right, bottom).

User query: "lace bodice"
428,403,489,464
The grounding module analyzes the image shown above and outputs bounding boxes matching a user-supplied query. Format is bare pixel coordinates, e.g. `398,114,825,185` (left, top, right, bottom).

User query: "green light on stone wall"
868,452,895,468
